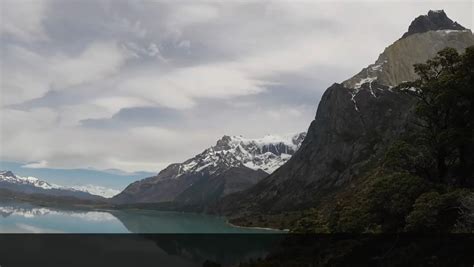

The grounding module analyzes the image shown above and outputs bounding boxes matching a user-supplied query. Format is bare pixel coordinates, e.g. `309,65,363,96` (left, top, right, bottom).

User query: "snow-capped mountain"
0,171,116,199
175,133,306,178
0,171,63,190
112,132,306,206
69,184,120,198
0,171,61,190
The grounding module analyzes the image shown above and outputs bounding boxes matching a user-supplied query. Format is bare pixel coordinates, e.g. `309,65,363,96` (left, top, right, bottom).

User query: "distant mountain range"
112,133,306,209
0,161,153,190
1,132,306,207
0,171,118,199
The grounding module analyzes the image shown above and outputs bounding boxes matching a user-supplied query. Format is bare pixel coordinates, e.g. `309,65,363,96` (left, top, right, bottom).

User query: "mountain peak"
0,171,15,177
168,132,307,178
402,10,466,39
343,10,474,90
215,135,233,149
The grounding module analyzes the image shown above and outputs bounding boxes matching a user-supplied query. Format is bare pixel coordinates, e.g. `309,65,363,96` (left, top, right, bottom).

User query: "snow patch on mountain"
70,184,120,198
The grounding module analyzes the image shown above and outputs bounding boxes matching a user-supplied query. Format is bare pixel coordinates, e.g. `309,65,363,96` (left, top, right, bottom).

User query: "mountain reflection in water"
0,201,283,266
0,201,279,233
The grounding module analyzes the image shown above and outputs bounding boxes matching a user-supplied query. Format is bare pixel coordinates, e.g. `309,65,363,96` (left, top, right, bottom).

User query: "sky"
1,0,473,175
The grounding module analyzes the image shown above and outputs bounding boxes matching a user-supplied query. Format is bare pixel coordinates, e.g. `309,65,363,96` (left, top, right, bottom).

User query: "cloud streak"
2,41,128,106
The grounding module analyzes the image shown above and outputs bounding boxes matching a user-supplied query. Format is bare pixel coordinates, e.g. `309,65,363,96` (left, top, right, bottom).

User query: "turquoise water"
0,201,277,233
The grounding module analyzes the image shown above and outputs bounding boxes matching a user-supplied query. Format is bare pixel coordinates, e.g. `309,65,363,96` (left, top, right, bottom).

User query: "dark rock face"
219,83,416,214
111,172,204,204
175,167,268,211
2,171,15,177
402,10,465,38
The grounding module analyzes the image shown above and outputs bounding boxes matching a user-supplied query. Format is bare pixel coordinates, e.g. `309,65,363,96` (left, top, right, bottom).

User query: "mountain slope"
218,10,474,217
0,171,107,200
112,133,306,207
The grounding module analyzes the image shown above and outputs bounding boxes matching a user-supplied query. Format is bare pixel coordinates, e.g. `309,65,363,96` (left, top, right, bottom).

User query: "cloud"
1,0,473,174
166,4,219,30
1,0,48,41
1,107,214,171
2,41,129,106
124,42,167,61
22,160,49,169
265,106,304,121
119,65,267,109
51,42,127,89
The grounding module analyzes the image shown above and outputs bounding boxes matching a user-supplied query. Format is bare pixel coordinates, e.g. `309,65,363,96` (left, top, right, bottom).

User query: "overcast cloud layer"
1,0,473,172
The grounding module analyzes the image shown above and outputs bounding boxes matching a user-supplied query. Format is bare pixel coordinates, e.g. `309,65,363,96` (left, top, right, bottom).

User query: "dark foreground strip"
0,234,473,267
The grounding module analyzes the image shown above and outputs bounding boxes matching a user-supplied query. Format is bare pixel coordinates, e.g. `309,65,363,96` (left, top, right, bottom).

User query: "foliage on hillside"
294,46,474,233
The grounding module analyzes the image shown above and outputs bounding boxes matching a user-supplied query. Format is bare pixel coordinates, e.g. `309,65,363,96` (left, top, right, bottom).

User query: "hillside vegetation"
295,47,474,233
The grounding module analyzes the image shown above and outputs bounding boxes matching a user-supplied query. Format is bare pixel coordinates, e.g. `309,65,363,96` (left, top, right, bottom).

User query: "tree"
397,46,474,186
405,190,468,232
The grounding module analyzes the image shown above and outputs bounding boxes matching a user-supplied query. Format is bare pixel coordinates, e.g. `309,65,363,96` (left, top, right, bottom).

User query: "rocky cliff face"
401,10,465,38
112,133,305,206
219,10,474,215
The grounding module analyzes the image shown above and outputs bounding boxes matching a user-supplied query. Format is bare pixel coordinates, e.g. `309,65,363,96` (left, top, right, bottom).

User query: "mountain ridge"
112,132,306,206
0,170,117,199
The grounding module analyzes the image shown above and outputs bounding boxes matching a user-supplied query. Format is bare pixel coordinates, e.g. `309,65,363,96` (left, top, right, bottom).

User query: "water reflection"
0,202,127,233
0,201,278,234
111,209,276,233
0,205,116,221
0,201,284,266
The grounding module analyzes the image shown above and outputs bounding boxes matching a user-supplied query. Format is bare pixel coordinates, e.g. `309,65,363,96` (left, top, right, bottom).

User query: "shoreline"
225,220,289,232
2,197,289,232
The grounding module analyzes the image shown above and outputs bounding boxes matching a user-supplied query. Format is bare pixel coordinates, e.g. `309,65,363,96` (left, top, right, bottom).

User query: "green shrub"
293,209,330,233
453,193,474,233
405,190,468,232
316,171,428,233
363,172,429,231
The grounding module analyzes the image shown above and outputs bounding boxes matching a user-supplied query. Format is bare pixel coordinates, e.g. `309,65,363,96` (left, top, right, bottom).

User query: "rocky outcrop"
402,10,465,39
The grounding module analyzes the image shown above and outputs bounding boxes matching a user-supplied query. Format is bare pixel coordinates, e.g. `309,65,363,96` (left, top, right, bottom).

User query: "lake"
0,201,277,233
0,201,284,266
